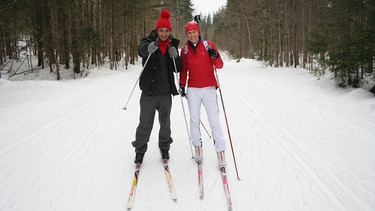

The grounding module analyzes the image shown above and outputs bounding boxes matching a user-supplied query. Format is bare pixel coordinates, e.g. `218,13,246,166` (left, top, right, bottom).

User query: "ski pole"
172,57,194,158
214,67,241,180
122,53,151,110
199,118,212,139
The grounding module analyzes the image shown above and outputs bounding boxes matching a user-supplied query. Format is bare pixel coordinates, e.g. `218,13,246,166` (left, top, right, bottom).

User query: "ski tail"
198,161,204,199
221,166,233,211
127,163,141,209
163,159,177,200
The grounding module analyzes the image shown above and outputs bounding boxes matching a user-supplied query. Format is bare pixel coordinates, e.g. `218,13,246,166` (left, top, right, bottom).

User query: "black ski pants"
132,92,173,154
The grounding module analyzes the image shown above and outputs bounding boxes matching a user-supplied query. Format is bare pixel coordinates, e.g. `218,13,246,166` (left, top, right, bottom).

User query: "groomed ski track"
0,58,374,211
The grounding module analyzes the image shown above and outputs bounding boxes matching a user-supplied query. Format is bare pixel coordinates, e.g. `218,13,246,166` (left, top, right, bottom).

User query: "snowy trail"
0,70,137,210
1,58,375,211
219,60,375,210
231,80,350,209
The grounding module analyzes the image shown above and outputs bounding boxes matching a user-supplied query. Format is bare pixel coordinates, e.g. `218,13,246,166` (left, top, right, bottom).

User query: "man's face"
157,28,171,41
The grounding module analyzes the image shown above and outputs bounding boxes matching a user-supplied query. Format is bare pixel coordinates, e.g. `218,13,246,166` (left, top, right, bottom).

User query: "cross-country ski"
198,161,204,199
127,163,141,209
220,166,233,211
163,159,177,201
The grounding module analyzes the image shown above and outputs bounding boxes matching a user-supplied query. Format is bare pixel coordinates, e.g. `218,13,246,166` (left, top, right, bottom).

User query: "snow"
1,54,375,211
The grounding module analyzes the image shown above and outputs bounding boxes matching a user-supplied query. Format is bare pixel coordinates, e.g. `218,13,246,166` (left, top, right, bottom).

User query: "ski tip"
122,107,127,110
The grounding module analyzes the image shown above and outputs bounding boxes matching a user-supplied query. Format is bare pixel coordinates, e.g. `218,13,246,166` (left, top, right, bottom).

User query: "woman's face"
157,28,171,41
186,30,199,44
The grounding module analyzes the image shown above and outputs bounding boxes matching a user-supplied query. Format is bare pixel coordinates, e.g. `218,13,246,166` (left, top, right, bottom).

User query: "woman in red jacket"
179,20,226,168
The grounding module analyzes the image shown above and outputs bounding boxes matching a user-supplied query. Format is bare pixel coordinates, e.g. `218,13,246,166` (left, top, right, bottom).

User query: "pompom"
155,9,172,30
160,9,170,19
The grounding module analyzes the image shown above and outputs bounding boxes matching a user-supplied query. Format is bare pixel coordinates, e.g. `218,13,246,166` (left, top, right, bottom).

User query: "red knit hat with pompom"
185,21,200,34
155,9,172,31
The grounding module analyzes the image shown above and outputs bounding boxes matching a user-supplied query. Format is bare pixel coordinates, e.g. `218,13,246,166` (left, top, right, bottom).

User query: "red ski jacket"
179,39,223,88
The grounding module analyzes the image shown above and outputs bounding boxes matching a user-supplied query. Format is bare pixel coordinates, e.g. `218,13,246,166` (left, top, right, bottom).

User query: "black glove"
179,86,186,97
207,45,219,59
168,46,178,58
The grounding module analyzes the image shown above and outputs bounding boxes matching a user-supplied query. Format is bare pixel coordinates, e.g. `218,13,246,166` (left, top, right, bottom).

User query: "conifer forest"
1,0,374,88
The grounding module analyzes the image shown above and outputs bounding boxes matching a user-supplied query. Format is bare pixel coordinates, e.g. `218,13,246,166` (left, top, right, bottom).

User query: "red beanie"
155,9,172,31
185,21,200,34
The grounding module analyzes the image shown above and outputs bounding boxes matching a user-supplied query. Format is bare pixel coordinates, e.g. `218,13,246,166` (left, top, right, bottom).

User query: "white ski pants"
187,86,226,152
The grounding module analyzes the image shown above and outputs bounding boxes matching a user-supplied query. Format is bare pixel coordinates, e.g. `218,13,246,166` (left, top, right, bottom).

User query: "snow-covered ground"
1,55,374,211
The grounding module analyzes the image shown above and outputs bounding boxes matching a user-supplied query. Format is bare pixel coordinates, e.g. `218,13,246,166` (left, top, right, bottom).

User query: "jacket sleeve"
179,46,188,86
138,38,150,59
171,38,183,73
208,41,224,69
138,30,158,59
174,55,183,73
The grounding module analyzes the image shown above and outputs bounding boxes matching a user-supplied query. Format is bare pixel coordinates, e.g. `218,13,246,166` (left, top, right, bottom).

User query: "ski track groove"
1,62,374,210
0,72,137,209
219,69,371,210
0,74,132,158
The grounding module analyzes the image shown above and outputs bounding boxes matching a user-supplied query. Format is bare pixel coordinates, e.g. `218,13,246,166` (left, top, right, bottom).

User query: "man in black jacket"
132,9,183,164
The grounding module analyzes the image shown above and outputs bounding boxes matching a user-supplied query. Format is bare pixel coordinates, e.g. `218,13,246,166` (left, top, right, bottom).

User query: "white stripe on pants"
187,86,226,152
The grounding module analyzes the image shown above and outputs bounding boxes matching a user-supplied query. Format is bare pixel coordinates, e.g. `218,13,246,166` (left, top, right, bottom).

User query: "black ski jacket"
138,30,182,96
